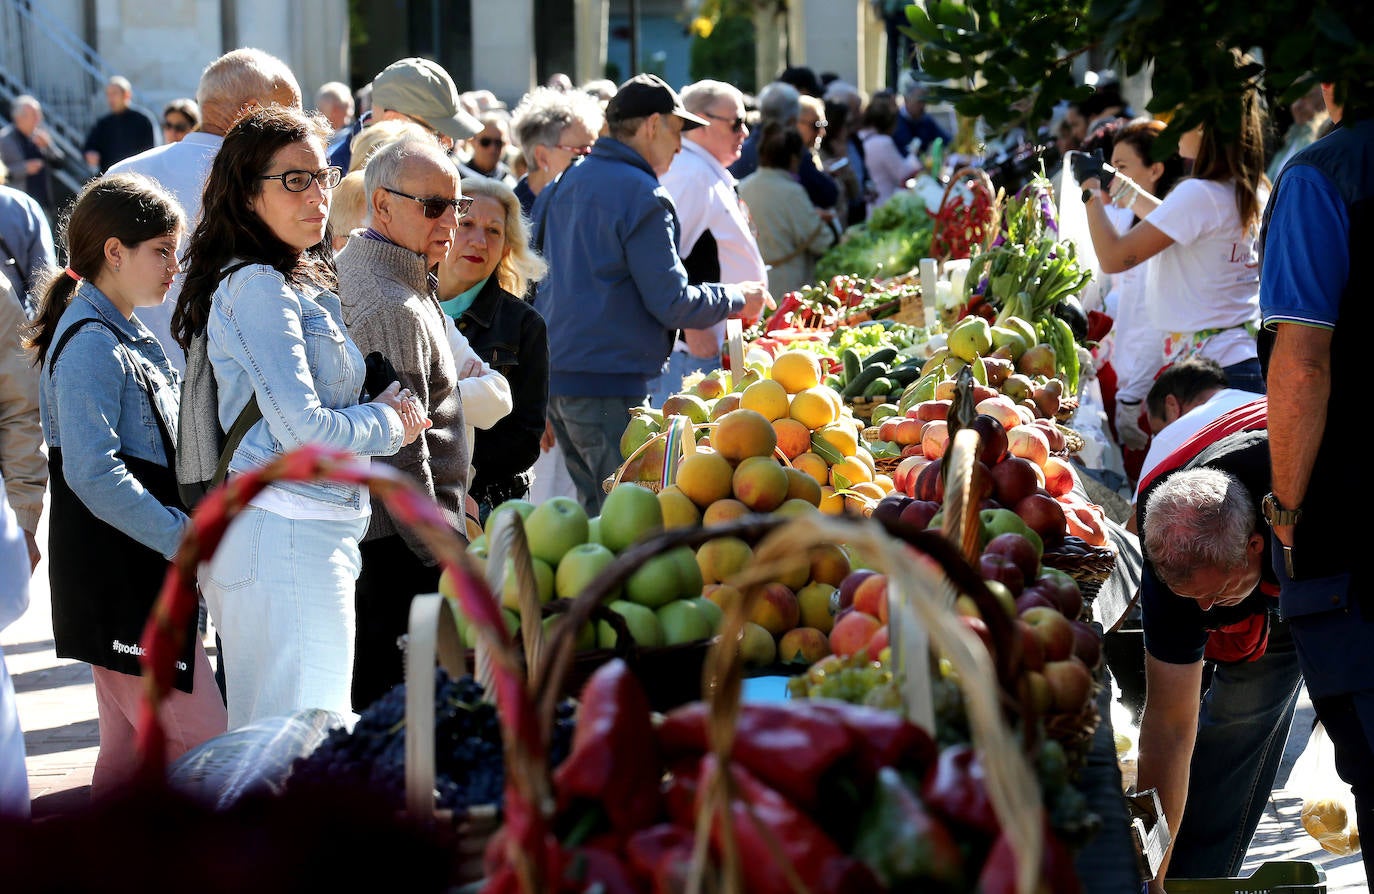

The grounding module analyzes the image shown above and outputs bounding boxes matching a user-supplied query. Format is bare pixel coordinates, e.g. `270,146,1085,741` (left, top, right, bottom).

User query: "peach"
975,396,1021,430
749,582,801,636
852,573,889,624
772,417,813,460
921,419,950,460
829,610,883,658
1043,656,1094,714
893,455,930,495
809,543,852,586
878,418,901,442
732,455,790,512
894,418,924,447
702,498,750,526
1041,455,1076,497
1007,424,1051,467
778,627,831,664
797,581,839,632
866,624,889,657
915,399,951,422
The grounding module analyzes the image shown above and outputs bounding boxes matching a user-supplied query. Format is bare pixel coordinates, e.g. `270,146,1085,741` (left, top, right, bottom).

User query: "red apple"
959,614,994,656
1020,605,1075,662
913,459,945,503
1016,619,1046,672
1070,619,1102,669
983,531,1041,583
1015,588,1056,615
979,553,1025,598
1043,656,1095,714
867,624,890,656
836,570,876,612
988,455,1040,507
1017,669,1053,714
1033,568,1083,620
969,413,1010,466
1013,493,1067,548
898,499,941,530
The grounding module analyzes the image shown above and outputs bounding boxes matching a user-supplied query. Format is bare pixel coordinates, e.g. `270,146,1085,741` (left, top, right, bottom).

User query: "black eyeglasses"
260,167,343,192
163,119,192,133
703,111,746,132
383,186,473,219
476,136,506,149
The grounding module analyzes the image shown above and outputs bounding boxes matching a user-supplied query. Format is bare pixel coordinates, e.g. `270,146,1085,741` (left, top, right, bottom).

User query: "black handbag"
45,318,197,693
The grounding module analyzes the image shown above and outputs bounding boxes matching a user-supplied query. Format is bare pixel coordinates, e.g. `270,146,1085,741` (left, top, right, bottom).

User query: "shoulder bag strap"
203,258,266,489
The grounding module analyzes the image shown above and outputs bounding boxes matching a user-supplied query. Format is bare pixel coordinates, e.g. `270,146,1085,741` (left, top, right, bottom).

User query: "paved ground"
2,503,1367,890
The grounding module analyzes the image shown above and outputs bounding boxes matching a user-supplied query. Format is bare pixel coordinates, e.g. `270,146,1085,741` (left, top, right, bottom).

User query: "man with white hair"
315,81,356,135
649,78,768,407
0,96,63,218
730,80,838,211
108,48,302,372
509,86,604,215
83,75,158,172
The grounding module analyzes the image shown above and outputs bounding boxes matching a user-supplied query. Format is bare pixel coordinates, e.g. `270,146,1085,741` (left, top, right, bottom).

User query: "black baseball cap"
606,74,709,130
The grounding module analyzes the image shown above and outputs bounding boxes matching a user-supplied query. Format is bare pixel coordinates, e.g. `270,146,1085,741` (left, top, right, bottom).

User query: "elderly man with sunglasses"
337,135,506,708
532,74,771,514
648,79,769,409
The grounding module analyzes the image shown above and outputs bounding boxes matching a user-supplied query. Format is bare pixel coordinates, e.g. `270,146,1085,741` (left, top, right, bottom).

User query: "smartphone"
827,157,850,173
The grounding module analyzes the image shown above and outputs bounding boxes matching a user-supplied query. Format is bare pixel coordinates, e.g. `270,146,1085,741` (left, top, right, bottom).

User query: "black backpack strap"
212,396,262,488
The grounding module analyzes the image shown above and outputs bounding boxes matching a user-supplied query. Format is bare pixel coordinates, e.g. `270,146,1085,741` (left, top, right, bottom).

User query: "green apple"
555,542,616,600
524,496,589,566
485,498,535,540
600,483,664,553
543,614,597,650
657,599,713,645
597,600,664,649
625,551,683,609
689,596,723,633
460,606,520,648
501,556,555,610
588,516,603,546
669,545,704,599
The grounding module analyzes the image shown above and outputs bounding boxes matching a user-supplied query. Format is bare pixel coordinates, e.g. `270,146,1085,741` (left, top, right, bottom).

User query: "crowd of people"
1,43,1373,894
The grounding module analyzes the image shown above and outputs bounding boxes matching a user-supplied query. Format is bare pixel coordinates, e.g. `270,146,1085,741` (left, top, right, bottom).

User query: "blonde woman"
437,177,549,519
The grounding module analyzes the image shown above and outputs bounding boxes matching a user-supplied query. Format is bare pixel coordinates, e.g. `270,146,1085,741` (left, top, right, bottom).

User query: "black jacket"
453,276,549,503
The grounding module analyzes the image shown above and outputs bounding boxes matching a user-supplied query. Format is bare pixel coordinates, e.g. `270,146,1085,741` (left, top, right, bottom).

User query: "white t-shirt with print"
1144,178,1262,367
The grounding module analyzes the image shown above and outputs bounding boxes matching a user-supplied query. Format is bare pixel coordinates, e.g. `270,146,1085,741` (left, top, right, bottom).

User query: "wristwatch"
1261,492,1302,526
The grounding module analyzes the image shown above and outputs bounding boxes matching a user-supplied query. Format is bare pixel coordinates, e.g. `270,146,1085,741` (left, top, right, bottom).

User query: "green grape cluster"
786,651,900,708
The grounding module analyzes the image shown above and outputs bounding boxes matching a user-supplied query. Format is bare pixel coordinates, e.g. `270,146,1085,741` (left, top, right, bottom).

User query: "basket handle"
404,593,467,819
725,319,745,391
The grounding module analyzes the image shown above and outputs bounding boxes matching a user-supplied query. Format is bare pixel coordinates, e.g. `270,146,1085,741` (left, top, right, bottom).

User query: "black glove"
1070,149,1116,191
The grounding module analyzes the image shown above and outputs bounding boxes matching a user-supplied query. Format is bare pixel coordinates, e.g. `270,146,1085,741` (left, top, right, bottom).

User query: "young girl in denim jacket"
173,106,427,729
26,174,226,797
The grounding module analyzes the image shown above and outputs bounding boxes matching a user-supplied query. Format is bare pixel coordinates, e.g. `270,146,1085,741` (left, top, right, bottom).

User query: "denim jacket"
206,263,403,509
39,284,189,558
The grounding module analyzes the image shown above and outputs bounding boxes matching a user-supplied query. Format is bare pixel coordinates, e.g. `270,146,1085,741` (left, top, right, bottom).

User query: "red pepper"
553,659,661,833
662,755,702,829
977,811,1084,894
923,743,1000,836
764,292,803,333
795,701,938,782
658,702,854,809
697,755,850,894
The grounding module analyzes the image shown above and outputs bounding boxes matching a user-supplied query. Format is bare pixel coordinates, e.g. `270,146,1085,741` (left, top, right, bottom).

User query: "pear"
1005,316,1040,353
1018,344,1057,378
1000,373,1034,403
660,393,710,424
731,367,763,393
947,316,992,363
619,413,661,460
990,325,1029,360
919,346,950,378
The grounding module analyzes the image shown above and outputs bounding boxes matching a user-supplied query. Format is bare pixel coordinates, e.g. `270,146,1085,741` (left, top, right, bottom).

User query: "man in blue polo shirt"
1259,77,1374,888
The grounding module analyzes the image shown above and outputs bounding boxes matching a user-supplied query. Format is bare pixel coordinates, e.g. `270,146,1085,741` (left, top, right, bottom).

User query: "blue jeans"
547,395,644,515
647,351,721,409
1223,358,1266,395
1168,617,1303,879
201,506,368,729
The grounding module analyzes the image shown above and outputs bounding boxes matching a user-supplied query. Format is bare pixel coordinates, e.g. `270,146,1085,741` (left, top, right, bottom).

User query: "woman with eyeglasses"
161,98,200,144
25,174,226,796
508,87,605,215
173,106,428,729
461,111,517,188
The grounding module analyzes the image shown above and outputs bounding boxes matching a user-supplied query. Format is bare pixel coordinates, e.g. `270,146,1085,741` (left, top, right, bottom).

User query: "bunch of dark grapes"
288,668,579,814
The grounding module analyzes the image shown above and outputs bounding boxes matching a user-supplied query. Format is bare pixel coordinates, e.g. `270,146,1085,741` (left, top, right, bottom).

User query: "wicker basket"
847,394,902,422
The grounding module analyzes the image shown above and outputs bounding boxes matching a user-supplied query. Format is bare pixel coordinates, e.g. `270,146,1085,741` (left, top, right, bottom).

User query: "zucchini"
862,347,899,369
887,364,922,387
840,348,863,386
841,364,888,399
863,377,895,398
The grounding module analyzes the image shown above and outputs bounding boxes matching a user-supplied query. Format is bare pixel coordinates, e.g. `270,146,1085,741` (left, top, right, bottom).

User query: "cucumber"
823,373,845,392
863,377,895,398
841,364,888,399
862,347,899,369
840,348,863,386
887,364,923,387
870,403,900,423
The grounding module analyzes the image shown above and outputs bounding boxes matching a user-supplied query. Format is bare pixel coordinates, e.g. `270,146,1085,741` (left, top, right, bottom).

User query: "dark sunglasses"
383,186,474,219
703,111,746,132
476,136,506,149
260,167,343,192
163,119,192,133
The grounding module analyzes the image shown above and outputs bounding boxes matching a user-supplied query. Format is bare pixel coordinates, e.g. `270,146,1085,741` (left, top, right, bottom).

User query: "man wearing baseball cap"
328,57,482,170
531,73,772,513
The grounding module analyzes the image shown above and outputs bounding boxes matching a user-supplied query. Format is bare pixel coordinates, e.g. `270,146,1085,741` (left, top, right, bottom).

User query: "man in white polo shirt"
648,79,769,408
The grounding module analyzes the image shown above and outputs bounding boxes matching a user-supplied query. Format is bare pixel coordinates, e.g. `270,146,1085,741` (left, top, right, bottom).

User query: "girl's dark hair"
24,173,185,364
1114,117,1186,201
173,105,335,349
861,91,900,134
1190,51,1270,235
757,122,804,169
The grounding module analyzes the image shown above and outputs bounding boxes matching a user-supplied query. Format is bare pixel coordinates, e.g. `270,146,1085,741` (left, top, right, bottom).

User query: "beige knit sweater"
336,235,469,557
